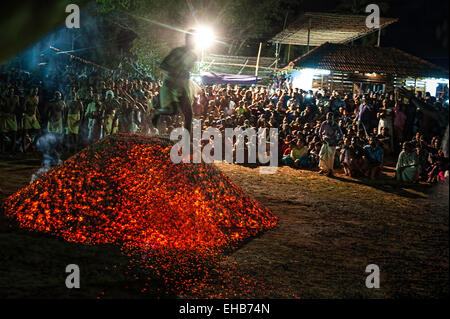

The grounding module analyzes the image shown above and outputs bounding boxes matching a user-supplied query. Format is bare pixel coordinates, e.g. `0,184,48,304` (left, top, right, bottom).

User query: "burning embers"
2,134,278,296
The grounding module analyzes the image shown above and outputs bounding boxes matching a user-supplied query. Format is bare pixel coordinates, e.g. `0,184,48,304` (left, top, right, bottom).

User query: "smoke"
31,132,63,183
6,4,107,84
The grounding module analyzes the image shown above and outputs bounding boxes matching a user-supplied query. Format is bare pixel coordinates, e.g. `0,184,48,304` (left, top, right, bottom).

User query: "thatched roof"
287,43,448,78
270,12,398,46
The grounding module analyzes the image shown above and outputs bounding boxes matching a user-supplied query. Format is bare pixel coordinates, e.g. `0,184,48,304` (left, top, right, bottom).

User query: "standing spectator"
103,90,118,137
22,87,41,152
318,112,342,177
66,91,83,152
377,99,394,151
85,93,102,143
47,91,66,146
394,103,406,147
0,87,19,152
355,97,373,134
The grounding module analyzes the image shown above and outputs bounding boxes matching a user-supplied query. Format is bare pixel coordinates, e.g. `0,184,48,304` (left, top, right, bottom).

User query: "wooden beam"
287,44,291,62
307,18,312,52
377,27,381,47
204,61,277,71
275,42,280,70
255,42,262,77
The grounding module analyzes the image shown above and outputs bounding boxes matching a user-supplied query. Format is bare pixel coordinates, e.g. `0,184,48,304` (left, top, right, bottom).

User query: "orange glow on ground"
2,134,278,297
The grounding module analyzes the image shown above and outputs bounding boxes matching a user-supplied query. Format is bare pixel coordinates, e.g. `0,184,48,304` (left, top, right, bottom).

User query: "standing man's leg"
328,146,336,176
152,83,177,129
152,102,177,129
22,128,28,153
0,132,4,153
152,102,177,134
180,93,192,136
10,131,17,153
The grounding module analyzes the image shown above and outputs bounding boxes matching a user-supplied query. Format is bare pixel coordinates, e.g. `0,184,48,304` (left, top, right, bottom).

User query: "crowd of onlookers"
1,62,449,184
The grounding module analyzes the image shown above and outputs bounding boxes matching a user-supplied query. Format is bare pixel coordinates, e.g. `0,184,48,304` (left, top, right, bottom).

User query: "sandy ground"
0,154,448,298
214,163,449,298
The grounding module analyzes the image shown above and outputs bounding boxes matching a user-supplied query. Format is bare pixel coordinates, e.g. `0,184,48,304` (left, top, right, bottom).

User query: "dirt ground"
215,163,449,298
0,153,448,298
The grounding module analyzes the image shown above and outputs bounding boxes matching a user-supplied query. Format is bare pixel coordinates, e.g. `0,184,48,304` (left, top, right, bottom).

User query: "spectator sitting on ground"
363,137,384,180
416,140,430,181
309,141,322,168
282,139,294,158
283,139,309,168
396,141,419,183
427,142,449,184
345,136,366,177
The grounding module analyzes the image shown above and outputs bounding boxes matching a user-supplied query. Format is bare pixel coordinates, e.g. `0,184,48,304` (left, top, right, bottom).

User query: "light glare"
194,27,214,50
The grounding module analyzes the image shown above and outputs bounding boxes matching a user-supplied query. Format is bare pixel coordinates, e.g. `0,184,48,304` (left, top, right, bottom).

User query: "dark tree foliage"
0,1,91,64
1,0,447,72
94,0,311,74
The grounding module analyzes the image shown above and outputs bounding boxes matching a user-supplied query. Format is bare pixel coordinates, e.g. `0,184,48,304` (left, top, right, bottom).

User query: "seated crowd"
1,63,448,184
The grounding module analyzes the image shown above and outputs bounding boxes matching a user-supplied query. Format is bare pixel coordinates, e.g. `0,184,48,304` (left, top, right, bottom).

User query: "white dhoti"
319,143,336,172
87,119,97,140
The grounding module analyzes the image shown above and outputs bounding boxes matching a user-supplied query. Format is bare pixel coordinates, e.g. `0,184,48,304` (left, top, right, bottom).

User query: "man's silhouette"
152,30,198,135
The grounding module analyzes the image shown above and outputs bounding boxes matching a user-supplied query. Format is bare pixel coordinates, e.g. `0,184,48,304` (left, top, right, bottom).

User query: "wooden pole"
238,59,249,75
377,27,381,47
255,42,262,77
307,18,312,52
275,42,279,70
201,61,276,71
287,44,291,62
330,71,334,92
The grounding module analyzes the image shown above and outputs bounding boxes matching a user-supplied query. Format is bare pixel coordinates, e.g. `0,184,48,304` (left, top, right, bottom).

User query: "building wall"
311,71,427,95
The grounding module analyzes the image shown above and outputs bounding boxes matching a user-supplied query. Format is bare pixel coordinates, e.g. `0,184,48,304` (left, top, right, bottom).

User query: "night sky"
1,0,448,70
273,0,448,69
380,0,449,69
218,0,449,69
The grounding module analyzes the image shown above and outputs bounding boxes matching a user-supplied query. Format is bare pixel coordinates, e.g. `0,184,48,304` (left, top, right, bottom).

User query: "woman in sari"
396,142,419,183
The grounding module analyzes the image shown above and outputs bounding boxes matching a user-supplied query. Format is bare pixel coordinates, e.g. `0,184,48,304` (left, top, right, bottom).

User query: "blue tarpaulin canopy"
199,72,261,85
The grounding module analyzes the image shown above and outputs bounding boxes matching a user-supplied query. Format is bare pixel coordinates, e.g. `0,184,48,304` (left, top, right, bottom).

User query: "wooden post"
307,17,312,52
255,42,262,77
330,71,334,92
287,44,291,62
238,59,249,75
275,42,279,70
377,27,381,47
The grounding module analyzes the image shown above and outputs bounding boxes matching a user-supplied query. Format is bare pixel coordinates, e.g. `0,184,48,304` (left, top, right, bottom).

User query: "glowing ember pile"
2,134,278,296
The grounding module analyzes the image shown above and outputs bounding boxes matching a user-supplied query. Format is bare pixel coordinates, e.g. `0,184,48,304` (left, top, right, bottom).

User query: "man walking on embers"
152,30,198,136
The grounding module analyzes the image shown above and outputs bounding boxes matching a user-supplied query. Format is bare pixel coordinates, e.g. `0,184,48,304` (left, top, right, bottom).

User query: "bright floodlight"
194,27,215,50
